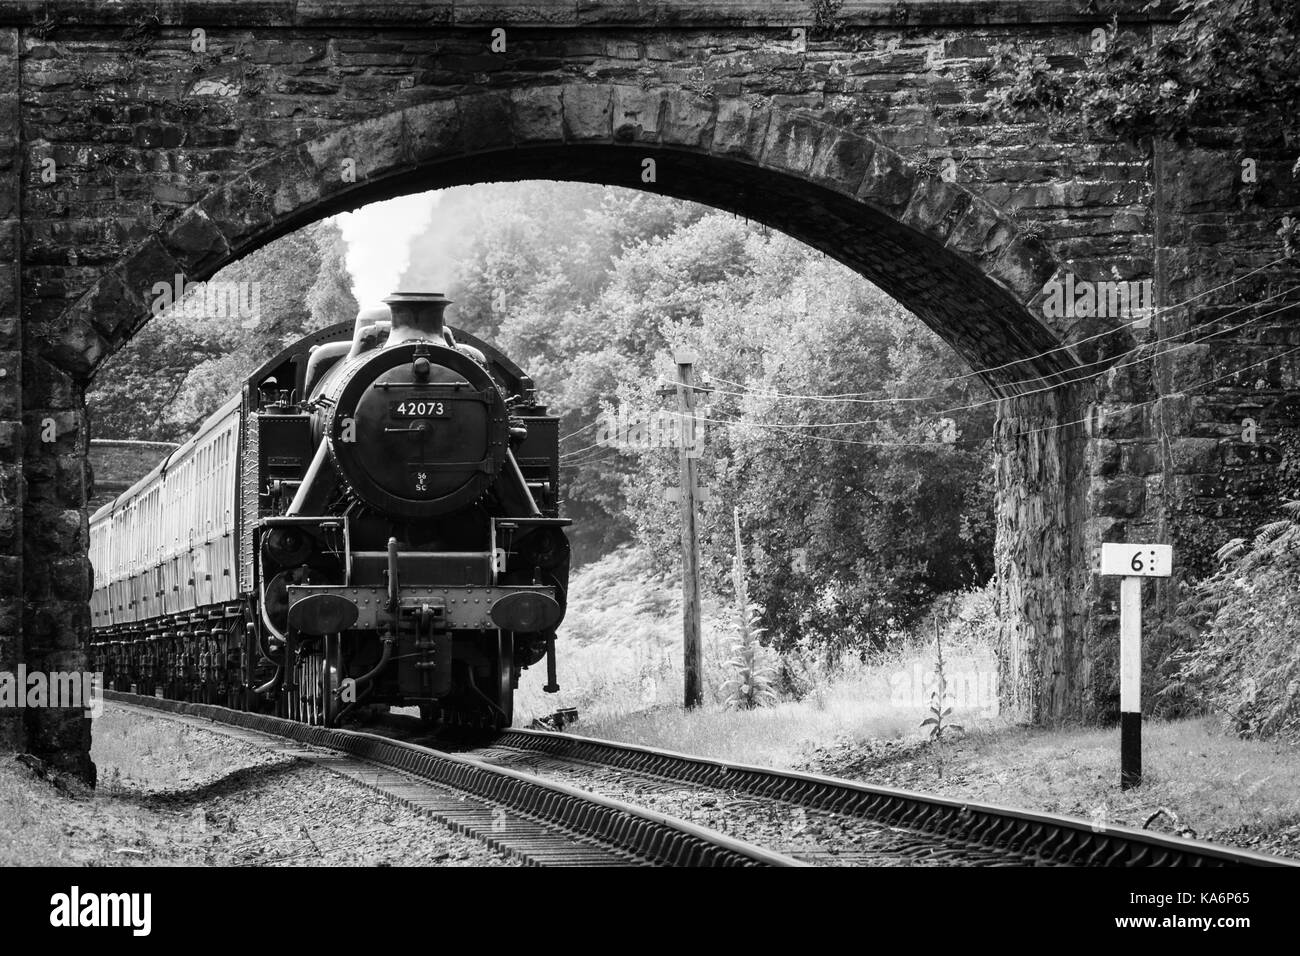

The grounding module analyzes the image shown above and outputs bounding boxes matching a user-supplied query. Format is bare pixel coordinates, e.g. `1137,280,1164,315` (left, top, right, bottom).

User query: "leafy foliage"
88,220,357,442
811,0,845,38
721,602,779,710
988,2,1300,144
614,218,995,654
1165,499,1300,741
920,617,963,744
722,509,777,710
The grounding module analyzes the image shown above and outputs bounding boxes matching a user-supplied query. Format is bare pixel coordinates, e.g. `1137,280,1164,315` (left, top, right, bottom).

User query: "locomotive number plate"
390,400,450,418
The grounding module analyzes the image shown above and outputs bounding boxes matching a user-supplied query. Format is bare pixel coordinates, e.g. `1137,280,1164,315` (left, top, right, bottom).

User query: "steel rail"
104,691,803,867
495,728,1297,867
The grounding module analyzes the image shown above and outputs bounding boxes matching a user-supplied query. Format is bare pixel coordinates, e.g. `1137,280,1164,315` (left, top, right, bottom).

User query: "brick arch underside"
41,87,1072,394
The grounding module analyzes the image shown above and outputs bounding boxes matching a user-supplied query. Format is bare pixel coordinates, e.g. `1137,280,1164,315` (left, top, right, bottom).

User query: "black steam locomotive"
89,292,570,727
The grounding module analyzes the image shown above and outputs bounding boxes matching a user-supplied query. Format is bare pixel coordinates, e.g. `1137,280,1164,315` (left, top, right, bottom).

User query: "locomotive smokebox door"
324,341,510,518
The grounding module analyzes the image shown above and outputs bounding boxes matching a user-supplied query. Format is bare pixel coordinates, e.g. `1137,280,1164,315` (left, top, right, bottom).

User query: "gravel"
0,707,518,867
472,746,997,865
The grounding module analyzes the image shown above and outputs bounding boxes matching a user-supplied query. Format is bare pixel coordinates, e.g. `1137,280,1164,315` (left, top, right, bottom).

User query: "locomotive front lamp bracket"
489,516,573,552
256,515,353,584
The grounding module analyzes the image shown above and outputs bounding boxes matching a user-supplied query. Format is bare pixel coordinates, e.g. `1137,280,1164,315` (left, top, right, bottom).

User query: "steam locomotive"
88,292,570,727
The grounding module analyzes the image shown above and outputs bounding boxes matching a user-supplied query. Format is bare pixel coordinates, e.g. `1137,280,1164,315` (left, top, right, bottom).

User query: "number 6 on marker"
1100,543,1171,578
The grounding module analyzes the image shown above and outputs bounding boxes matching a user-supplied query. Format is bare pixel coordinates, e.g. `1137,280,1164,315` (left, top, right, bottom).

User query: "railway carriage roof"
89,392,241,527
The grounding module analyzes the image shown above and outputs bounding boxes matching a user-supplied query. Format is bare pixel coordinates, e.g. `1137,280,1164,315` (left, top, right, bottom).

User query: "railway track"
103,691,801,867
460,728,1295,867
105,692,1296,867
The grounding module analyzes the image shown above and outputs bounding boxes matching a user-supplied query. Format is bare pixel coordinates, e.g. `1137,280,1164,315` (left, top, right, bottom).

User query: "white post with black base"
1100,542,1172,791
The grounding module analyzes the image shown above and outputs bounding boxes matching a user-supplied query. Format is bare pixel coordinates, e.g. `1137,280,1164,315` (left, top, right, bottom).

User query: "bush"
1165,502,1300,741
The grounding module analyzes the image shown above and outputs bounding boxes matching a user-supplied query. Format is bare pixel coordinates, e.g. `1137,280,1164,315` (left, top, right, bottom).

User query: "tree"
615,221,995,655
88,220,358,443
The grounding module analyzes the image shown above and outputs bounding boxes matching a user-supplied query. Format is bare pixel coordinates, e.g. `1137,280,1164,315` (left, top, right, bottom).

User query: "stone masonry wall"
87,439,176,511
0,27,21,753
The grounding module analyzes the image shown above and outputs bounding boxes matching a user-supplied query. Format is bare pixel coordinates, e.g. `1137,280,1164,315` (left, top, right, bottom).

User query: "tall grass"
518,545,1002,762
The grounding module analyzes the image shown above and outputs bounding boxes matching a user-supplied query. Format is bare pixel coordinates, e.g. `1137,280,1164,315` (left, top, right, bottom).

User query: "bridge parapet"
0,0,1171,29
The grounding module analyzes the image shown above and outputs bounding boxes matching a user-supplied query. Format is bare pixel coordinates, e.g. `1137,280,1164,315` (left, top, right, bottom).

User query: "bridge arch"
23,83,1097,780
45,85,1075,394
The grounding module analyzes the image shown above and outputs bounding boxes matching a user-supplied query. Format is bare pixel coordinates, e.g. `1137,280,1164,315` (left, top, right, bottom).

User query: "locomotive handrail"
492,516,574,527
372,382,489,395
392,459,498,472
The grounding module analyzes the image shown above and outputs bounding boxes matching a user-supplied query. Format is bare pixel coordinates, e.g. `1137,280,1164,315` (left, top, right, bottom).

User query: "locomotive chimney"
384,292,452,346
348,304,392,358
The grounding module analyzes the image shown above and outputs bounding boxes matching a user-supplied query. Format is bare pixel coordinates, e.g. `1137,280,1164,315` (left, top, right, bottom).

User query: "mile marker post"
1099,542,1173,790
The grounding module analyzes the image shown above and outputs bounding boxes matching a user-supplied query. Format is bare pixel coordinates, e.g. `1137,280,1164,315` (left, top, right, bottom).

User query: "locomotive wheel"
277,634,295,720
495,632,514,728
321,633,341,727
292,646,307,723
284,637,339,726
293,639,318,725
299,643,314,724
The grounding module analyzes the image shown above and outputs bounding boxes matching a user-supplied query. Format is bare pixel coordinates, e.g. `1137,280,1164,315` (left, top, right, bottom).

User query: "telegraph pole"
673,348,703,708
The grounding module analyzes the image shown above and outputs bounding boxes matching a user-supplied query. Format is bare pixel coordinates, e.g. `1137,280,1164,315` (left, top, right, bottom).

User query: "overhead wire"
743,254,1289,395
557,419,599,444
914,253,1289,383
552,269,1300,467
702,283,1299,408
665,293,1300,433
551,258,1292,452
621,331,1300,455
559,436,609,460
706,256,1292,399
702,341,1300,451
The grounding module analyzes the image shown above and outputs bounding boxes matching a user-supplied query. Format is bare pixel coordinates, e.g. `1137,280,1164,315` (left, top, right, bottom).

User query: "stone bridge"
86,439,177,511
0,0,1296,778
